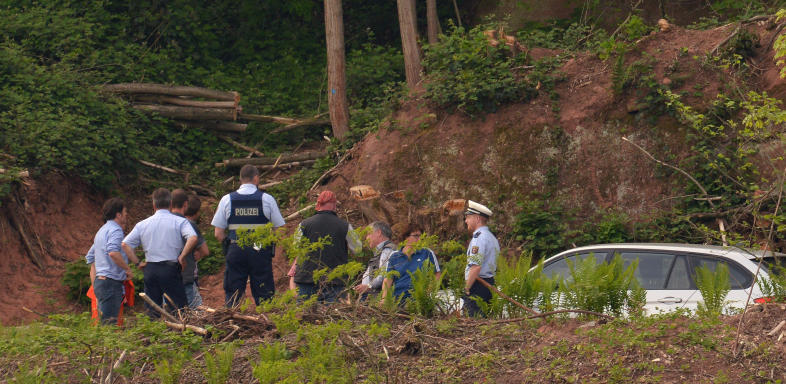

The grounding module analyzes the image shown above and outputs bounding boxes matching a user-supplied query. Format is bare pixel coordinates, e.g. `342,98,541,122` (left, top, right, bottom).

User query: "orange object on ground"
85,280,135,326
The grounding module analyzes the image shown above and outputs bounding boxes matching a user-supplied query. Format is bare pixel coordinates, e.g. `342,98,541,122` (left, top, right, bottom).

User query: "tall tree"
396,0,422,88
426,0,441,44
325,0,349,140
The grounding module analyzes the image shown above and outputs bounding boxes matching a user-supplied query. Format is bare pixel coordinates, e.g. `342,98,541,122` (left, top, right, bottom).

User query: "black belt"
147,260,180,267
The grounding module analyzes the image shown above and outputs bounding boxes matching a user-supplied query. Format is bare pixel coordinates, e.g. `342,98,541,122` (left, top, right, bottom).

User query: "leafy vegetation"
422,24,539,115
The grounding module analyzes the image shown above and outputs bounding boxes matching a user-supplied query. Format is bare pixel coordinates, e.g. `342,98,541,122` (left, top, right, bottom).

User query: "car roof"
548,243,780,265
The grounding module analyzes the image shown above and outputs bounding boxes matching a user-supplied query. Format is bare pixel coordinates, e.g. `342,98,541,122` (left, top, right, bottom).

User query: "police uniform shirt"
85,219,128,281
464,226,500,280
211,184,285,229
122,209,197,263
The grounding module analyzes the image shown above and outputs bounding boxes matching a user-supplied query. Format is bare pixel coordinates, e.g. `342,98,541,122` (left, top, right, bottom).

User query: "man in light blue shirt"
463,200,499,317
122,188,198,314
86,197,139,324
212,164,285,306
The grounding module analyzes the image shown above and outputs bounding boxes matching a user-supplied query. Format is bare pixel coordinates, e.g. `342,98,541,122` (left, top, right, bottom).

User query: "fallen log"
133,95,238,109
102,83,238,101
133,104,238,121
218,150,326,167
177,120,247,133
163,320,208,336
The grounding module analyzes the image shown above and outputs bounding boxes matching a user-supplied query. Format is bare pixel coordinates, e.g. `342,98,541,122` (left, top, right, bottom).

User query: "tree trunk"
397,0,422,87
176,121,248,133
102,83,238,101
133,95,238,109
427,0,441,44
324,0,350,141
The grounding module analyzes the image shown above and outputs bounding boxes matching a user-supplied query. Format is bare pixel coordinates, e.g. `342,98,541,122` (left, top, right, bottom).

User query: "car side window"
618,252,675,289
542,252,607,280
691,256,752,289
665,255,692,289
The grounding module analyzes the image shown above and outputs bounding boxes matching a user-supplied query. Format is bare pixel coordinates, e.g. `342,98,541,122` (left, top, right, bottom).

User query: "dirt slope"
319,21,786,242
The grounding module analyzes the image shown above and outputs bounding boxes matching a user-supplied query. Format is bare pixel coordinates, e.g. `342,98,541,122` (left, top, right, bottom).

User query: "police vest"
227,190,269,240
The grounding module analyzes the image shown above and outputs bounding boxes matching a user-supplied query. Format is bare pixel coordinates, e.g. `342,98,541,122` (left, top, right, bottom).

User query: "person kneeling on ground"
353,221,396,301
380,223,441,305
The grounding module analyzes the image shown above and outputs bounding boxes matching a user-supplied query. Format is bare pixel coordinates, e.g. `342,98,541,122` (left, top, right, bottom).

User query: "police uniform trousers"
224,243,274,306
144,261,187,314
463,276,495,318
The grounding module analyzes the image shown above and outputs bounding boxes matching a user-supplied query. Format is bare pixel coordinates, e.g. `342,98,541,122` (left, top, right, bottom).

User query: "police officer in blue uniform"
212,164,285,306
462,200,500,317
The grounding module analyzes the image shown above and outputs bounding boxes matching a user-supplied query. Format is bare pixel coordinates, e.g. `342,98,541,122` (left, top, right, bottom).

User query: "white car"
541,243,776,315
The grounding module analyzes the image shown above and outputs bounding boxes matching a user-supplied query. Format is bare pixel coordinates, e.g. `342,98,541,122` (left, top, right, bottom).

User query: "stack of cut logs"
102,83,330,134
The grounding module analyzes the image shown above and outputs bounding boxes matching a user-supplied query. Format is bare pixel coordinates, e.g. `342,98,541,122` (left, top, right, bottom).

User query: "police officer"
86,197,139,324
212,164,285,306
462,200,499,317
122,188,198,314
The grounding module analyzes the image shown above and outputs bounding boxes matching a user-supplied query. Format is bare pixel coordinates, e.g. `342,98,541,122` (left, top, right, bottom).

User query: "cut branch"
237,113,300,124
0,168,30,178
138,292,179,323
271,117,331,133
256,160,316,170
134,104,238,121
138,159,183,174
102,83,238,101
219,136,264,157
476,278,539,316
7,195,44,269
285,204,315,221
163,320,208,335
218,151,326,168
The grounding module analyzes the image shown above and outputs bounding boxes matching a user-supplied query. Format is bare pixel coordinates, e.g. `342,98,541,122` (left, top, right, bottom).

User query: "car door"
688,255,755,311
617,251,698,314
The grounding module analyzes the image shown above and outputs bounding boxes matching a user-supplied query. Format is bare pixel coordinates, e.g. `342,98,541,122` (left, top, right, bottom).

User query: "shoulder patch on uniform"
471,246,479,254
473,231,481,238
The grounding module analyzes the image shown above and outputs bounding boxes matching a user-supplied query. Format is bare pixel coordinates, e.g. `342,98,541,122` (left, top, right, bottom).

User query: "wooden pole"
102,83,238,101
255,160,316,170
324,0,350,140
163,320,208,335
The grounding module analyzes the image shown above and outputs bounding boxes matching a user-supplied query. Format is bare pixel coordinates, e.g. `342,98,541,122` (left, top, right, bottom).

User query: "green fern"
694,264,731,317
203,343,236,384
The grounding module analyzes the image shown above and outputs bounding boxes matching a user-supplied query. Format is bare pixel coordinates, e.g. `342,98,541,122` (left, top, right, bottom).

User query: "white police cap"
465,200,492,218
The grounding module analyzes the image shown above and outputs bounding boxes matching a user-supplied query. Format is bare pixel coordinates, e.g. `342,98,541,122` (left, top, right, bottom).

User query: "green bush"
346,42,404,107
512,197,570,260
422,24,537,115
